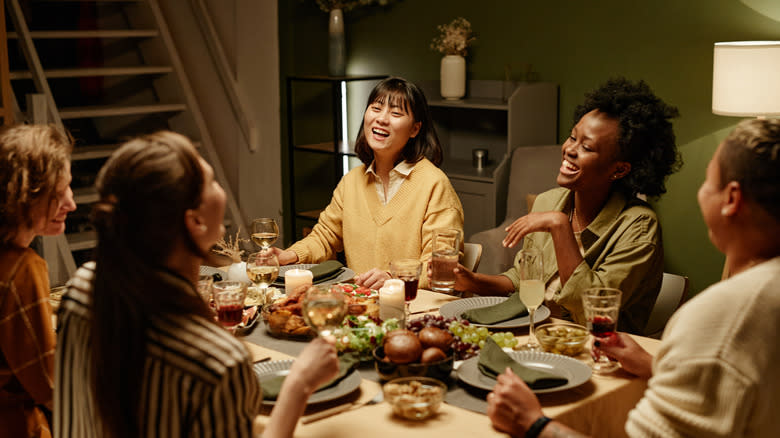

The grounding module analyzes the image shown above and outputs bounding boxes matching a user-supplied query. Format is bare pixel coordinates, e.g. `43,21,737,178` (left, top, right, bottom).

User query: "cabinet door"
450,178,497,240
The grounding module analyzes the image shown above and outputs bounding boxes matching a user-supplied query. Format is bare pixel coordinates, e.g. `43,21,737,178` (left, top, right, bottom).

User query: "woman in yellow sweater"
275,77,464,289
0,124,75,438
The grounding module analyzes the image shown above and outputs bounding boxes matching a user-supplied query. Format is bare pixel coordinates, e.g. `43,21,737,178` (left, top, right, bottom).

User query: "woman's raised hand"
596,333,653,378
502,211,569,248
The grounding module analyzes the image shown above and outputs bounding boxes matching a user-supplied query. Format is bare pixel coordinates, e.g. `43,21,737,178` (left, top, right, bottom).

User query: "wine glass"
246,250,279,302
582,287,622,374
516,248,545,351
389,259,422,324
212,280,247,334
251,218,279,250
301,284,348,337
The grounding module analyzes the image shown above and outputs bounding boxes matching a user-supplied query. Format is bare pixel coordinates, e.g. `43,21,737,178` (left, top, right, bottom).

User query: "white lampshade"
712,41,780,117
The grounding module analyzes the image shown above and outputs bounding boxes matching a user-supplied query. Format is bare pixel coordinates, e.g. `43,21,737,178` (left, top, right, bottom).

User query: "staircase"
5,0,247,284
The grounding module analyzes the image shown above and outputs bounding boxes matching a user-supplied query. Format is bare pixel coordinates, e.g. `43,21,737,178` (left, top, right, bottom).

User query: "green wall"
279,0,780,296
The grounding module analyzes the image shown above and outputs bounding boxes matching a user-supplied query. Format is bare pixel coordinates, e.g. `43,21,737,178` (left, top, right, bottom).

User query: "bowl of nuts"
535,322,589,357
382,376,446,420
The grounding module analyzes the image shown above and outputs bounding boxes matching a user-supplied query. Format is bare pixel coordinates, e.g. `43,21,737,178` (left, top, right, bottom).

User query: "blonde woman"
0,124,75,438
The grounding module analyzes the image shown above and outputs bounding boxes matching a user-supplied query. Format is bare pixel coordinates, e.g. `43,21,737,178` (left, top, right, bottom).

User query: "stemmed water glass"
246,250,279,304
516,248,545,351
251,218,279,250
301,284,348,337
389,259,422,324
212,280,247,334
582,287,622,374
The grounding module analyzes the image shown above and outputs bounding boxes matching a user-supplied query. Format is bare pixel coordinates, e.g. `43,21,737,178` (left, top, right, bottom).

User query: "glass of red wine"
582,287,622,374
389,258,423,325
212,280,247,334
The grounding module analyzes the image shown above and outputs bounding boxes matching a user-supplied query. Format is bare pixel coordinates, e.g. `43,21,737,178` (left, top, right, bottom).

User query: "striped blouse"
54,262,262,437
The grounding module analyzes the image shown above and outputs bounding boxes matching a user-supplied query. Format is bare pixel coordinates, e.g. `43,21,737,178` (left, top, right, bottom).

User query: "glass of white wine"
301,284,347,338
246,250,279,301
517,248,545,351
251,218,279,250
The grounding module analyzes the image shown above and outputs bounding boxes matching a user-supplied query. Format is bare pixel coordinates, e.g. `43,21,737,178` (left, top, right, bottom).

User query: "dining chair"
463,242,483,272
644,272,689,338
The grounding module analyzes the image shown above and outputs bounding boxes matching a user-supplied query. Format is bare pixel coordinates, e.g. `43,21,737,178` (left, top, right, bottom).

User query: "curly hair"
573,77,681,198
354,77,443,166
719,118,780,222
0,124,72,245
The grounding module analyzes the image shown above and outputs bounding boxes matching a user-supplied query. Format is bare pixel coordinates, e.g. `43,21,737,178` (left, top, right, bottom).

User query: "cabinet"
419,80,558,239
285,74,388,240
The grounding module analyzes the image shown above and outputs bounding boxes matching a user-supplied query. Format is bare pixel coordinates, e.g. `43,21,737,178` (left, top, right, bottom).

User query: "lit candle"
284,269,313,295
380,280,405,323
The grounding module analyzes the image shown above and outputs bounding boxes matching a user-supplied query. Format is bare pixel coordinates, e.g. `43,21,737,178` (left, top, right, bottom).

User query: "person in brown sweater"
0,124,75,438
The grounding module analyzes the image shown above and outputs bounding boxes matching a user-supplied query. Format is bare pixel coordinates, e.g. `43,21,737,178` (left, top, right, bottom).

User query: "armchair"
468,145,561,274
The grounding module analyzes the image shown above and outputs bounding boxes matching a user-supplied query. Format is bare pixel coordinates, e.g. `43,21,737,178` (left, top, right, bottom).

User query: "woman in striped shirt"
55,132,339,438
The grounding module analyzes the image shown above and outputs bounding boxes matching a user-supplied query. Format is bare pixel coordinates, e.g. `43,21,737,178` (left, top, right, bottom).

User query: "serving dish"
373,346,454,382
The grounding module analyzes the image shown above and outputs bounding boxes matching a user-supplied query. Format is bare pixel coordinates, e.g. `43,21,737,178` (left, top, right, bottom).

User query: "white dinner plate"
456,351,591,394
253,359,362,405
438,297,551,328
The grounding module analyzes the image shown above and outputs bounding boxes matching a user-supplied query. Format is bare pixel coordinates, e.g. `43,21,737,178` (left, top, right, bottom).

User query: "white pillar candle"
284,269,313,295
379,281,405,323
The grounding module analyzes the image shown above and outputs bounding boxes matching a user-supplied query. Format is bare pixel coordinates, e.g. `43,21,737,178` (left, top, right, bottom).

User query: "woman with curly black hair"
453,77,681,334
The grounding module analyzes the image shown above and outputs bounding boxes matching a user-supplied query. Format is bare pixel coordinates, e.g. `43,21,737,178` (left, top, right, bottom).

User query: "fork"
301,391,384,424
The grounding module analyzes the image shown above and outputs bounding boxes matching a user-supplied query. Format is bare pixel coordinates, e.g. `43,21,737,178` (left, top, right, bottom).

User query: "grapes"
406,316,519,360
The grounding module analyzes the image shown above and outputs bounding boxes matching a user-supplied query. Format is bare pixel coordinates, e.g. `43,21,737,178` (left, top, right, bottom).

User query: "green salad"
334,315,400,359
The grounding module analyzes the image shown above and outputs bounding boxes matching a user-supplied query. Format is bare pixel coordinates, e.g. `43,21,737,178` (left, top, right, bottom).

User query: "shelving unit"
419,80,558,239
286,74,388,240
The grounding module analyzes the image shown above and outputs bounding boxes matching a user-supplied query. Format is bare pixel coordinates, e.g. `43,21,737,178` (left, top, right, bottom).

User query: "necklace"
569,203,583,233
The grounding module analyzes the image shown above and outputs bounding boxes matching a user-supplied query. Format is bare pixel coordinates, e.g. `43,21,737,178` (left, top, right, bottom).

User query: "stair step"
71,144,118,161
73,187,99,204
67,231,97,251
10,66,173,80
59,103,186,119
8,29,158,39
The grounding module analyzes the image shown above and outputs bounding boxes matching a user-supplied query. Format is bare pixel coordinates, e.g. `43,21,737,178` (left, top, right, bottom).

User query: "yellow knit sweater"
288,158,463,288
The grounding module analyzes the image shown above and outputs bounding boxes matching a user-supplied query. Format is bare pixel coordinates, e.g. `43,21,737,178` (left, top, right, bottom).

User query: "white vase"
328,8,346,76
440,55,466,100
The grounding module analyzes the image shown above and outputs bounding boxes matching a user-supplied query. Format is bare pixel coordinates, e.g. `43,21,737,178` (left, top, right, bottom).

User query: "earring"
200,224,207,232
721,207,729,216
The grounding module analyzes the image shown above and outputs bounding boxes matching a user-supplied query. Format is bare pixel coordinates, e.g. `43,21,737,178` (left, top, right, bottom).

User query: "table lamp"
711,41,780,280
712,41,780,118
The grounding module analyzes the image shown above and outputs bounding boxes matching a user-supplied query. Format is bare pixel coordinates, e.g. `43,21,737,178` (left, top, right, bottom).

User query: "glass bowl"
534,322,589,357
382,376,446,420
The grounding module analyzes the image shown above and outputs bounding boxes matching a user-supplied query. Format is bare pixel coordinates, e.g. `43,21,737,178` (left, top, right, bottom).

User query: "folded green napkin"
261,354,357,400
478,338,568,390
310,260,345,284
461,293,528,324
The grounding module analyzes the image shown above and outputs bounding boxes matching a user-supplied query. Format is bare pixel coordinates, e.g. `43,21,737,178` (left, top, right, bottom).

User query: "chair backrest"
505,145,561,221
463,242,483,272
644,272,689,337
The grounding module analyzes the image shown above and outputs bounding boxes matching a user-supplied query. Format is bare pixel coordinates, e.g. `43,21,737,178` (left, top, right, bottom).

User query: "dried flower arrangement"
211,228,248,263
430,17,476,57
314,0,392,12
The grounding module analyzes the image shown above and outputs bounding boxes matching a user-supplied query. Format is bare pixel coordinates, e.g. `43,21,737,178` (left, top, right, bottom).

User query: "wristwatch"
526,415,552,438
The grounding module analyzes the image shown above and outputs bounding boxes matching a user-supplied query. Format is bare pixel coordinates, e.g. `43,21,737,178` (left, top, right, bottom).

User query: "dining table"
242,288,661,438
